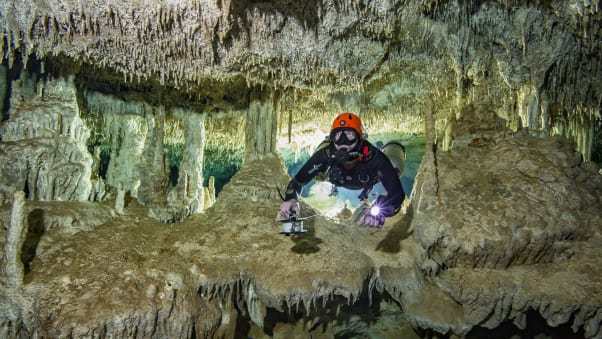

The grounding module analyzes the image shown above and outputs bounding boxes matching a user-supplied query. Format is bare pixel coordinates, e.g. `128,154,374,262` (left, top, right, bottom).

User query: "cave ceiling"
0,0,601,128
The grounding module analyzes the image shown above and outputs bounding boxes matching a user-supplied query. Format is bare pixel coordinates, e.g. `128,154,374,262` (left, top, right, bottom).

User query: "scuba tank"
379,141,406,176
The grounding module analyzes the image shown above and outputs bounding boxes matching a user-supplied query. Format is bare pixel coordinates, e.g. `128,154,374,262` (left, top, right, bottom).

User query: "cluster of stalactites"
0,0,417,93
197,270,379,330
553,107,599,162
431,2,602,158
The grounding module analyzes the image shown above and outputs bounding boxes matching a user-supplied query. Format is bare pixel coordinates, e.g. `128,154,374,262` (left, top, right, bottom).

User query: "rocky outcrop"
413,131,602,270
0,0,600,337
0,153,406,337
403,123,602,337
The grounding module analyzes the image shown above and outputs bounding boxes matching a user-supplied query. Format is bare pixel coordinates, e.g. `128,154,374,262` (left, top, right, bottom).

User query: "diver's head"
330,112,363,152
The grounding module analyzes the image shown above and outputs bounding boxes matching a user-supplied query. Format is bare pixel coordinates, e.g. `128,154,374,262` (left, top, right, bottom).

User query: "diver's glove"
359,208,385,228
359,195,394,228
277,199,299,220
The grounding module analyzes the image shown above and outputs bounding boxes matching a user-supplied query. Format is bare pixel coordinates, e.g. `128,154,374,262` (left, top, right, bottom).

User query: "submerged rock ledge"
1,132,602,338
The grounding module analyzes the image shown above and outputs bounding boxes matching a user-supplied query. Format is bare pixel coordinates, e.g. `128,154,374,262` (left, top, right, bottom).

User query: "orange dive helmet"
331,112,363,137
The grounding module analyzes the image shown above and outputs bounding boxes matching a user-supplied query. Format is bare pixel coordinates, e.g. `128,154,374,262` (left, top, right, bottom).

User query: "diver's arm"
283,147,330,200
374,153,405,217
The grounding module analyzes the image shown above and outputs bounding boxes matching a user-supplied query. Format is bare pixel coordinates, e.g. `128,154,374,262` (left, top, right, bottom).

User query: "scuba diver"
278,112,405,228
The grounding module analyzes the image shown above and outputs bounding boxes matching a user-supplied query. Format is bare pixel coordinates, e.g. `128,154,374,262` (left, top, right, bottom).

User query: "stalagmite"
204,176,216,210
2,191,26,289
115,185,125,215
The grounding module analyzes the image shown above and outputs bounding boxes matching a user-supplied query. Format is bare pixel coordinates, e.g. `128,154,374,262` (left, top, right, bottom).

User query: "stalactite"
553,112,598,162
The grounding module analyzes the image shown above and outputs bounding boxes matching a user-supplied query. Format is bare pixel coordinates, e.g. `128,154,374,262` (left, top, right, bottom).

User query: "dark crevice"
23,176,30,200
466,309,586,339
1,67,10,123
21,209,45,277
166,144,183,187
233,306,251,339
98,149,111,180
169,164,180,187
190,323,197,339
2,54,25,123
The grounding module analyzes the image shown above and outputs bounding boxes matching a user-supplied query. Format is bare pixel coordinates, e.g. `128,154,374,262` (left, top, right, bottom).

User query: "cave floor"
1,151,602,338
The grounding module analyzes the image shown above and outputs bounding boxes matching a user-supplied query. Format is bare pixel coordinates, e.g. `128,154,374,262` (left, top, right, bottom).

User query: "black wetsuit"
284,140,405,217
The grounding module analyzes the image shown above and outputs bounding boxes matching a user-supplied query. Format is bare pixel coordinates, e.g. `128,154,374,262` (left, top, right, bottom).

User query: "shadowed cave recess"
0,0,601,338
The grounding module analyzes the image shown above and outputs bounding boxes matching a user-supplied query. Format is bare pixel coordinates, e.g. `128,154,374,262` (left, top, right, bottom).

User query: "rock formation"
0,75,93,205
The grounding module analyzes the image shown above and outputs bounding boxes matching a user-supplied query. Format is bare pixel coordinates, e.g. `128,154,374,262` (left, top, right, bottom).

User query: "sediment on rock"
413,132,602,271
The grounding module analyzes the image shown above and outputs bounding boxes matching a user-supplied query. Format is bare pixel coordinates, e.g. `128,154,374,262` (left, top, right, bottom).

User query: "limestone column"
105,114,147,197
115,185,126,215
177,113,205,214
244,93,278,162
526,88,541,130
2,191,26,289
138,107,168,206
